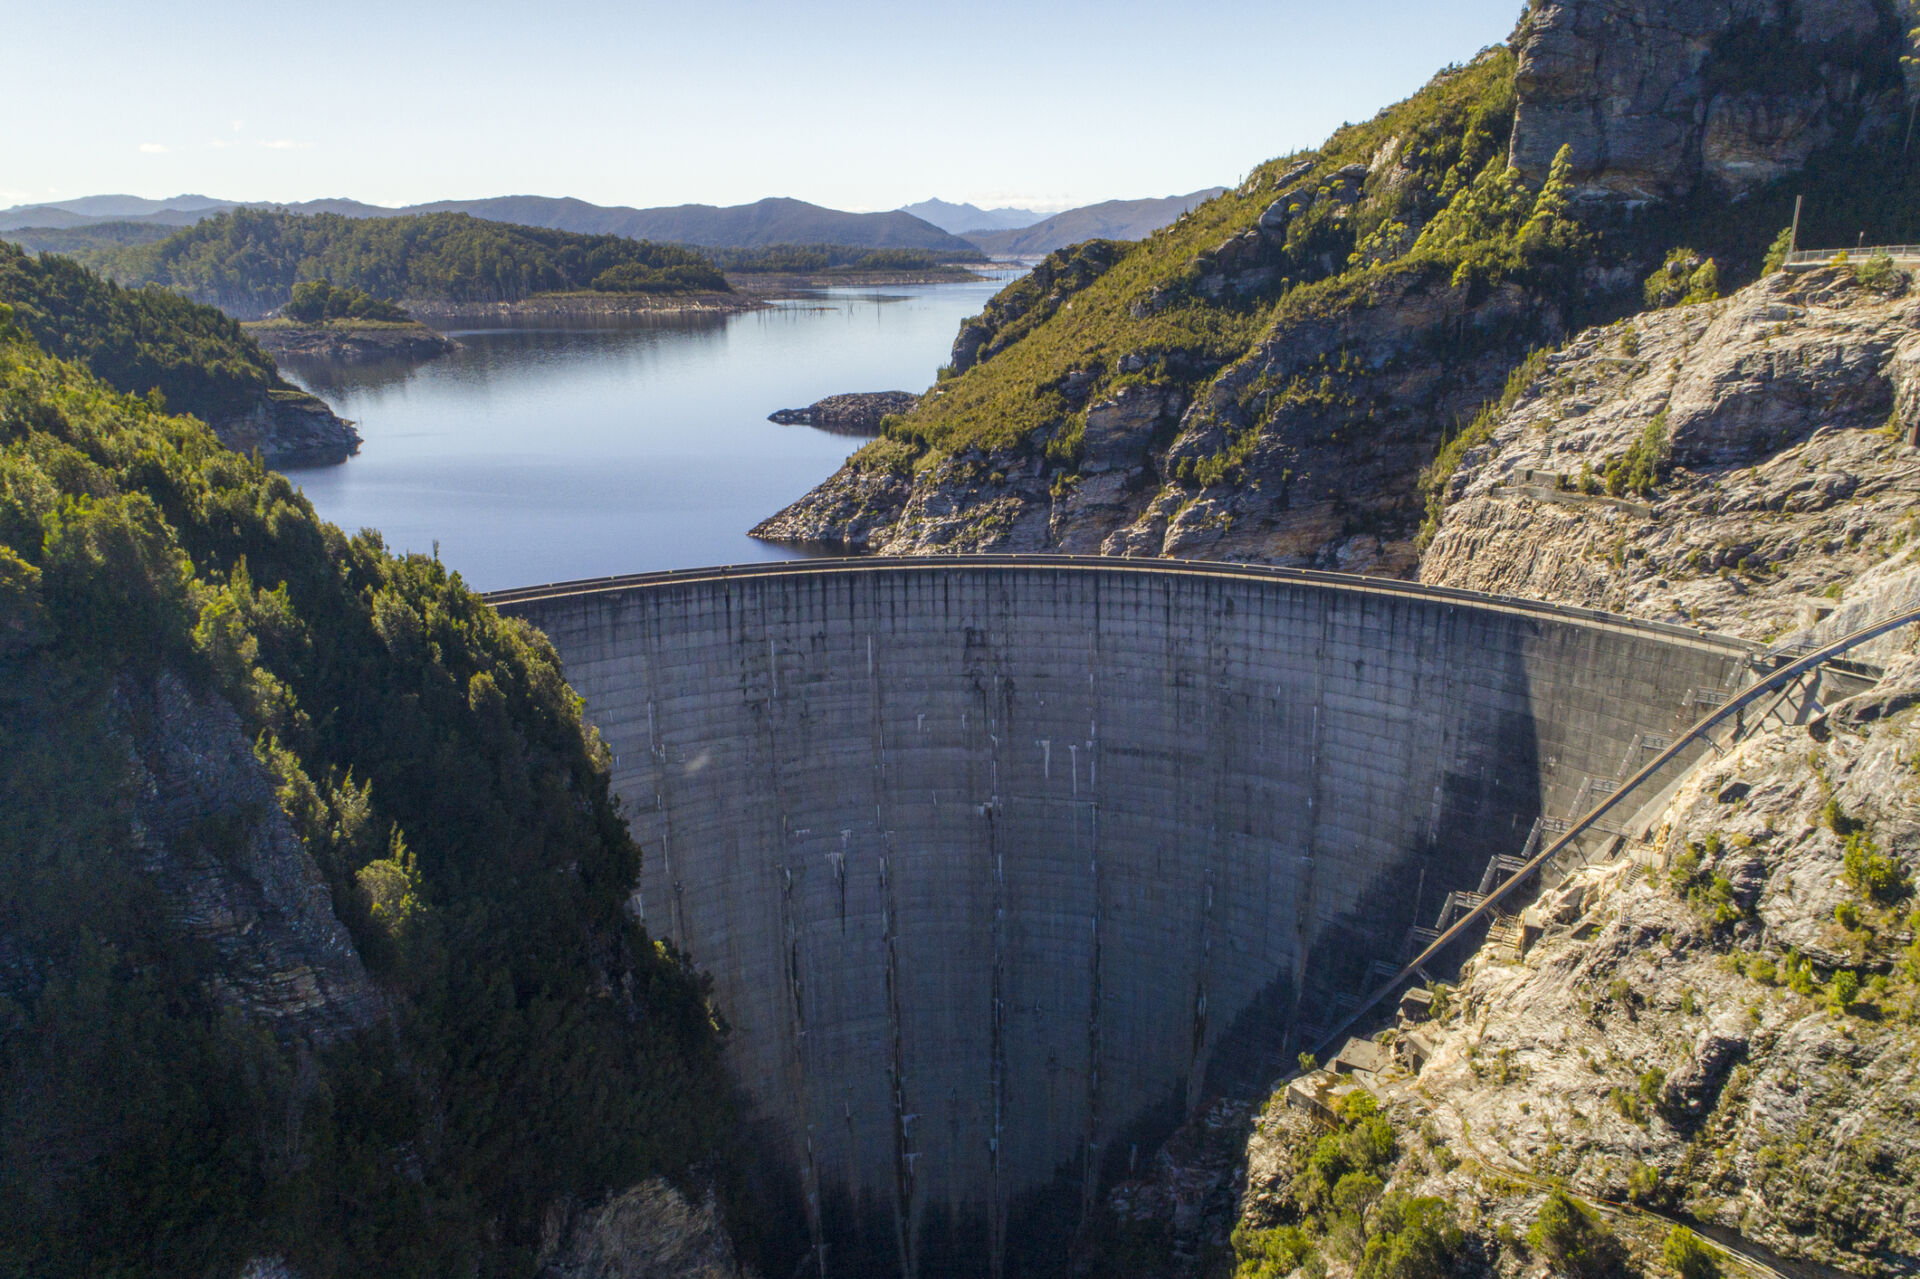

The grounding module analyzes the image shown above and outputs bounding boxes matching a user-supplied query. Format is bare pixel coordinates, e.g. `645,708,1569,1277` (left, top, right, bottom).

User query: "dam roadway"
486,555,1758,1278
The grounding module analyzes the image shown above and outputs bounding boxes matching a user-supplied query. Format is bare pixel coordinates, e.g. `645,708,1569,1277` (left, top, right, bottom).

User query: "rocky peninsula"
244,317,457,364
766,390,918,435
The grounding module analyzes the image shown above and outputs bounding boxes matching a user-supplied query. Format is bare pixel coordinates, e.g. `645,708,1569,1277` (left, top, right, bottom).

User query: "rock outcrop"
1243,649,1920,1279
766,390,917,435
1422,265,1919,640
114,671,383,1043
759,265,1560,570
244,319,456,365
209,389,361,469
1509,0,1908,200
538,1179,753,1279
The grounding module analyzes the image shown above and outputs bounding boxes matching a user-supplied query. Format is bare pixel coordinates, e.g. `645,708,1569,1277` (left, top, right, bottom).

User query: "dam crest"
489,556,1756,1277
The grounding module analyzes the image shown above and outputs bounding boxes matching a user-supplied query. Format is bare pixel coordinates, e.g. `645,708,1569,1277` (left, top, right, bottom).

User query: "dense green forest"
0,240,311,422
90,208,731,316
711,243,984,272
0,220,177,256
282,278,412,324
0,303,735,1275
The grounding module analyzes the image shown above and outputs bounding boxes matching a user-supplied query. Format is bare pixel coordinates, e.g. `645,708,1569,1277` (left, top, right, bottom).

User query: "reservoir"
281,276,1013,591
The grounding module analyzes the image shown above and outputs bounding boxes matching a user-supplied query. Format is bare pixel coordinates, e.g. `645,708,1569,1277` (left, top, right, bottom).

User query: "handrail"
1310,602,1920,1056
483,554,1764,659
1781,246,1920,265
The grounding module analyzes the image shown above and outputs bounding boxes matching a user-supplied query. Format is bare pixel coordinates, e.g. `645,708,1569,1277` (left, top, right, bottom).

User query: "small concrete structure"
1398,987,1434,1023
491,556,1753,1279
1331,1037,1392,1076
1285,1069,1363,1125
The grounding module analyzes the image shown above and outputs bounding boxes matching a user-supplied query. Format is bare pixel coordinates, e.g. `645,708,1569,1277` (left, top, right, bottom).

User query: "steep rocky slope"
1194,269,1920,1279
1220,647,1920,1279
1422,264,1920,640
754,0,1914,569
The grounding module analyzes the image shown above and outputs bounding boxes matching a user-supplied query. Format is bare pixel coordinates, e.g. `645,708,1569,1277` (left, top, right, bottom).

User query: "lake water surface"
282,277,1012,592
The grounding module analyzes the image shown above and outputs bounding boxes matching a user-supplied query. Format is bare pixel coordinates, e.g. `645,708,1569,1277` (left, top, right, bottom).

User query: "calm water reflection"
281,277,1012,592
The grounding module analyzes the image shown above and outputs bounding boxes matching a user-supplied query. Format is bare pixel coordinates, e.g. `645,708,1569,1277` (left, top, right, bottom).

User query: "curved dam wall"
490,558,1753,1277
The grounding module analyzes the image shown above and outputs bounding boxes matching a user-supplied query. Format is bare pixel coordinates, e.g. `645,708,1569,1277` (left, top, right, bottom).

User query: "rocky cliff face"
209,389,361,469
114,671,383,1043
1508,0,1907,201
538,1179,753,1279
1421,265,1919,640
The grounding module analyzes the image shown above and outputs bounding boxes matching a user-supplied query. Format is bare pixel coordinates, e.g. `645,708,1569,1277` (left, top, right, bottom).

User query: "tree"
1528,1189,1631,1279
1663,1227,1720,1279
1518,143,1588,258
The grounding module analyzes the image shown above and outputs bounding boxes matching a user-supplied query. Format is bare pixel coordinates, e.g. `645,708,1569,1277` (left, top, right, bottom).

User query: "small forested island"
242,279,457,364
82,207,747,319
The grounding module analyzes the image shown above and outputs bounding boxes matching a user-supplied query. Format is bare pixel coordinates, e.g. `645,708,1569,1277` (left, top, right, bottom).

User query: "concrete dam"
488,557,1755,1277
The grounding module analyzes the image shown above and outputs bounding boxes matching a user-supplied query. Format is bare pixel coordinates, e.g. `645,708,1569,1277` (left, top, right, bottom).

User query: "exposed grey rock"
538,1178,751,1279
211,390,361,469
113,672,382,1043
1510,0,1902,201
1081,384,1179,474
766,390,917,435
1422,267,1920,641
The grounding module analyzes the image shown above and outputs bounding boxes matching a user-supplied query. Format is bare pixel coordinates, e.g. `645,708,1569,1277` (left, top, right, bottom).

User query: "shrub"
848,436,920,478
1357,1196,1464,1279
1602,412,1671,497
1828,969,1861,1014
1528,1189,1630,1279
1234,1223,1312,1279
1762,226,1795,274
1842,830,1913,904
1644,249,1720,309
1854,252,1904,293
1664,1227,1720,1279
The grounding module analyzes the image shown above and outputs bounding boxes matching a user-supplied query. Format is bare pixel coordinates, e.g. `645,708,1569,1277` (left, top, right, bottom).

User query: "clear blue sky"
11,0,1524,213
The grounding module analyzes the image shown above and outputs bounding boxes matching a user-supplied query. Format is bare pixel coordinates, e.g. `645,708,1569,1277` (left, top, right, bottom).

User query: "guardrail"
1781,246,1920,268
1309,602,1920,1057
482,553,1766,660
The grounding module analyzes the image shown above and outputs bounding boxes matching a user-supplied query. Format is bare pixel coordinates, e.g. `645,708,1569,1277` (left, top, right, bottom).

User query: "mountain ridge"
960,189,1227,257
0,193,979,253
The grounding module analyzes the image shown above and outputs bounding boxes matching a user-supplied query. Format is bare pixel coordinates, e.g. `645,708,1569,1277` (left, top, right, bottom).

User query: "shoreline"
728,266,996,292
401,291,763,324
244,317,457,363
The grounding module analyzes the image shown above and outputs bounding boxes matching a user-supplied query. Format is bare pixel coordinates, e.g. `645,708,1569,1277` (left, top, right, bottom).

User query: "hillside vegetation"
0,305,733,1276
0,240,315,423
762,9,1917,566
90,207,731,318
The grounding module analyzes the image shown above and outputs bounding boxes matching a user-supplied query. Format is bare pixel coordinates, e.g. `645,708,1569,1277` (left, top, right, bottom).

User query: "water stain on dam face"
490,558,1753,1278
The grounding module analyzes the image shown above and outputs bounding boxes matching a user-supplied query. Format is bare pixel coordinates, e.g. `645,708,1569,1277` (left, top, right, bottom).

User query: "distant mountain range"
0,194,978,254
0,188,1228,260
959,190,1226,257
896,199,1045,235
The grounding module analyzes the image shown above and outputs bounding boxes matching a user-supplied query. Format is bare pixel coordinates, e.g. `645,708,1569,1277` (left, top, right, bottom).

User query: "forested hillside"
0,305,736,1276
92,208,731,318
756,1,1918,569
0,242,357,468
